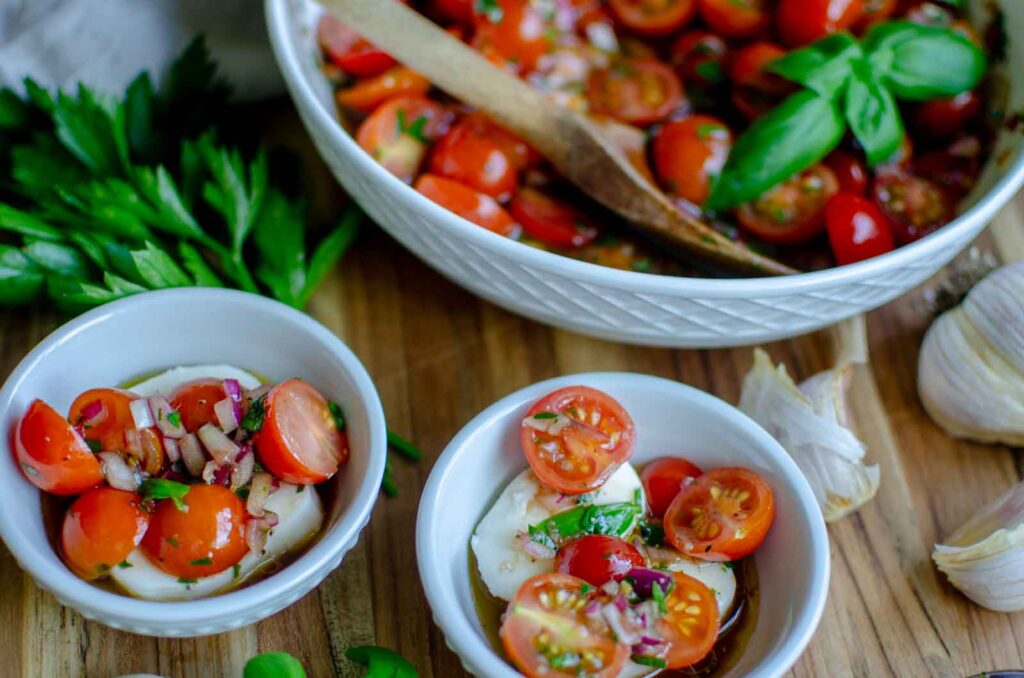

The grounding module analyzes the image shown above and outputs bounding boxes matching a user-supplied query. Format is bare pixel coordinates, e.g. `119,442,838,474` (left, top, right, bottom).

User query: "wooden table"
2,114,1023,678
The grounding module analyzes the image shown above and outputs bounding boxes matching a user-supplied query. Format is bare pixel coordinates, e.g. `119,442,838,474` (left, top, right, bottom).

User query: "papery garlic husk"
933,481,1024,612
740,348,880,522
918,262,1024,446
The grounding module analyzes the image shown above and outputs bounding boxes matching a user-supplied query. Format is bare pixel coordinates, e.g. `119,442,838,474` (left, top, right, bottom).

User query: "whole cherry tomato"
670,31,730,90
730,43,793,120
428,117,520,201
588,59,685,126
652,115,733,206
777,0,864,47
415,174,519,236
736,164,839,244
608,0,696,36
911,91,981,140
16,399,103,495
697,0,769,38
641,456,703,518
555,535,645,586
61,487,148,580
824,149,869,195
510,188,600,248
825,192,895,265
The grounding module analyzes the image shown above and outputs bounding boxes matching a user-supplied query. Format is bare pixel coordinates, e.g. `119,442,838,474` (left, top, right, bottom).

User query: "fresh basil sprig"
528,500,640,550
706,21,987,211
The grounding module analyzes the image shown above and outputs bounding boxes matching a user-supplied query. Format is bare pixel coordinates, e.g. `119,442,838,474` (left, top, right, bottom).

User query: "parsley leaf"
140,478,191,511
241,395,267,432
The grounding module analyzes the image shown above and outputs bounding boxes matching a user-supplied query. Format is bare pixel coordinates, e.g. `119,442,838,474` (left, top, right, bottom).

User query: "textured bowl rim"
266,0,1024,298
0,288,387,631
415,372,831,678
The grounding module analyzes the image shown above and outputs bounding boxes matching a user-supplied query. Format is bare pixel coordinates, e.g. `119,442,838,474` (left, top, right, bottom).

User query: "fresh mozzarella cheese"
472,463,644,601
130,365,261,397
111,482,323,601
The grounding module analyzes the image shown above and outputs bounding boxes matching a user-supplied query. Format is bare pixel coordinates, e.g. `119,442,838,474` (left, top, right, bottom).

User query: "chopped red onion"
515,532,556,560
231,452,255,491
584,600,601,616
129,398,155,430
235,445,252,462
163,437,180,463
601,603,641,646
99,452,139,491
149,396,186,438
223,379,242,402
638,636,663,647
213,397,239,433
197,423,239,463
614,595,628,612
626,568,674,599
244,510,279,553
124,427,143,461
247,472,275,517
179,433,206,477
80,399,105,427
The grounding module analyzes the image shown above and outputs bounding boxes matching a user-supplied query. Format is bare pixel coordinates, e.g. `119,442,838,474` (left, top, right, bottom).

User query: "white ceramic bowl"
0,288,387,637
267,0,1024,348
416,373,830,678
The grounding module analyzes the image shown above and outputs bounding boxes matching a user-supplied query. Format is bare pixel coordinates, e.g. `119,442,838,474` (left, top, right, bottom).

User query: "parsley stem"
381,457,398,497
387,429,422,461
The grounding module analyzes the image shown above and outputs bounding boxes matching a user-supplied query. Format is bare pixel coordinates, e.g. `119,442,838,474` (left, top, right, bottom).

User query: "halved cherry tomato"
915,137,982,199
433,0,474,24
16,399,103,495
555,535,645,586
472,0,554,74
777,0,864,47
428,117,519,200
641,457,703,518
510,188,599,248
730,43,793,120
825,192,895,265
520,386,636,495
588,59,684,126
664,467,775,561
68,387,138,453
652,115,733,206
824,149,869,195
658,572,720,668
911,90,981,140
670,31,729,89
169,379,227,433
736,164,839,244
501,573,628,678
415,174,519,235
872,170,952,244
697,0,768,38
316,14,396,78
254,379,348,485
335,66,430,113
356,97,451,183
61,488,148,580
608,0,696,37
141,483,248,579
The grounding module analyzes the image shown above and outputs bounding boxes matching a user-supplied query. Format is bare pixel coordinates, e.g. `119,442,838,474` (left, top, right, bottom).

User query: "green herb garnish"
344,646,417,678
532,412,558,420
387,429,422,461
651,581,668,615
178,577,197,585
117,560,132,569
140,478,190,511
528,501,640,549
631,655,668,669
474,0,503,24
166,411,182,428
241,394,267,432
85,438,102,453
328,400,346,432
190,557,213,566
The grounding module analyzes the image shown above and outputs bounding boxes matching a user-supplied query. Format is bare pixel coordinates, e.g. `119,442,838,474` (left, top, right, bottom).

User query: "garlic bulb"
740,348,879,522
918,262,1024,446
933,481,1024,612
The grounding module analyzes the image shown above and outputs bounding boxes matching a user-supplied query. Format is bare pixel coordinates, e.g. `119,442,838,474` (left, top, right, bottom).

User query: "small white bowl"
417,373,829,677
0,288,387,637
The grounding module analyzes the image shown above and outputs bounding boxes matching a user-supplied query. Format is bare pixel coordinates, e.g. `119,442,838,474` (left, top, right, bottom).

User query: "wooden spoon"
318,0,796,276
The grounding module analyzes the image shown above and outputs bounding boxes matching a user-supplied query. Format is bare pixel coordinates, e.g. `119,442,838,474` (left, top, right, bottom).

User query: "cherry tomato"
697,0,769,38
510,188,599,248
555,535,645,586
911,91,981,140
670,31,729,89
16,399,103,495
141,483,248,579
825,192,895,265
777,0,864,47
875,133,913,172
658,572,720,668
61,488,148,579
415,174,519,235
664,467,775,561
729,43,793,120
588,59,685,126
68,387,139,453
433,0,474,24
168,379,227,433
428,118,519,200
472,0,554,74
608,0,696,37
254,379,348,485
520,386,636,495
872,170,952,244
356,97,450,183
641,457,703,518
316,14,396,78
335,66,431,113
915,137,982,199
736,164,839,244
501,574,628,678
652,115,733,206
824,149,869,195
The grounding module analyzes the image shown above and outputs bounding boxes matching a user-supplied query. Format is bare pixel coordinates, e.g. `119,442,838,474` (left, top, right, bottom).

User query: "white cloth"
0,0,283,99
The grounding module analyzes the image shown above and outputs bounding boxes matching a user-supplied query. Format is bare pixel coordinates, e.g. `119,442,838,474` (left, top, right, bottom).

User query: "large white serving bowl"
267,0,1024,348
416,373,830,677
0,288,387,637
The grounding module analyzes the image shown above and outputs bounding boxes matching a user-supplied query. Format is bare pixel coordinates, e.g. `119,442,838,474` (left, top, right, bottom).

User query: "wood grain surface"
1,111,1022,678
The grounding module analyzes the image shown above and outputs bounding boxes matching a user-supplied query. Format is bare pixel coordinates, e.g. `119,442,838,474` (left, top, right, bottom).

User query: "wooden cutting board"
1,111,1022,678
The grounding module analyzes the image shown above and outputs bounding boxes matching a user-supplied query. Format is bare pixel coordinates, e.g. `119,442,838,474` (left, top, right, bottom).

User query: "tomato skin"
16,399,103,495
825,192,895,265
356,97,451,183
335,66,430,113
61,488,148,580
68,387,139,453
588,59,685,127
872,170,952,245
510,188,599,248
555,535,645,586
428,118,519,201
653,115,733,206
697,0,769,38
915,138,982,199
824,150,869,195
141,483,248,579
168,379,227,433
736,164,839,244
415,174,519,236
317,15,397,78
670,31,729,89
433,0,474,24
472,0,553,73
641,457,703,518
608,0,696,37
659,572,720,668
777,0,864,47
911,91,981,140
729,43,793,119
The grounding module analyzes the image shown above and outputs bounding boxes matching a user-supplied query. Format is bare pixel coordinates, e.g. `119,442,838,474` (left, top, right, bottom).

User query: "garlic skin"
918,262,1024,446
933,481,1024,612
740,349,879,522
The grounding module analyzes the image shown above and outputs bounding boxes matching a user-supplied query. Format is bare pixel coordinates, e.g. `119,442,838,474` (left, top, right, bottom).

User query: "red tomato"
697,0,769,38
872,170,952,244
68,387,138,453
825,192,895,265
254,379,348,485
875,133,913,172
588,59,685,126
520,386,636,495
16,399,103,495
141,483,248,579
428,118,519,200
915,137,982,199
652,115,733,206
608,0,696,36
472,0,554,74
776,0,864,47
824,149,869,195
501,574,628,678
736,164,839,244
641,457,703,518
61,488,148,580
169,379,227,433
658,572,720,668
415,174,519,235
729,42,793,119
670,31,729,89
316,14,396,78
433,0,474,24
664,467,775,561
510,188,599,248
356,97,451,183
334,66,431,113
911,91,981,140
555,535,645,586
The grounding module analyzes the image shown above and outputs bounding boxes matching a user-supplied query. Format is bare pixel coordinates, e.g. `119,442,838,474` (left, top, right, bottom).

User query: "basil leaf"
244,652,307,678
767,32,861,100
345,646,418,678
844,61,905,166
706,91,845,211
528,501,640,547
0,245,44,305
